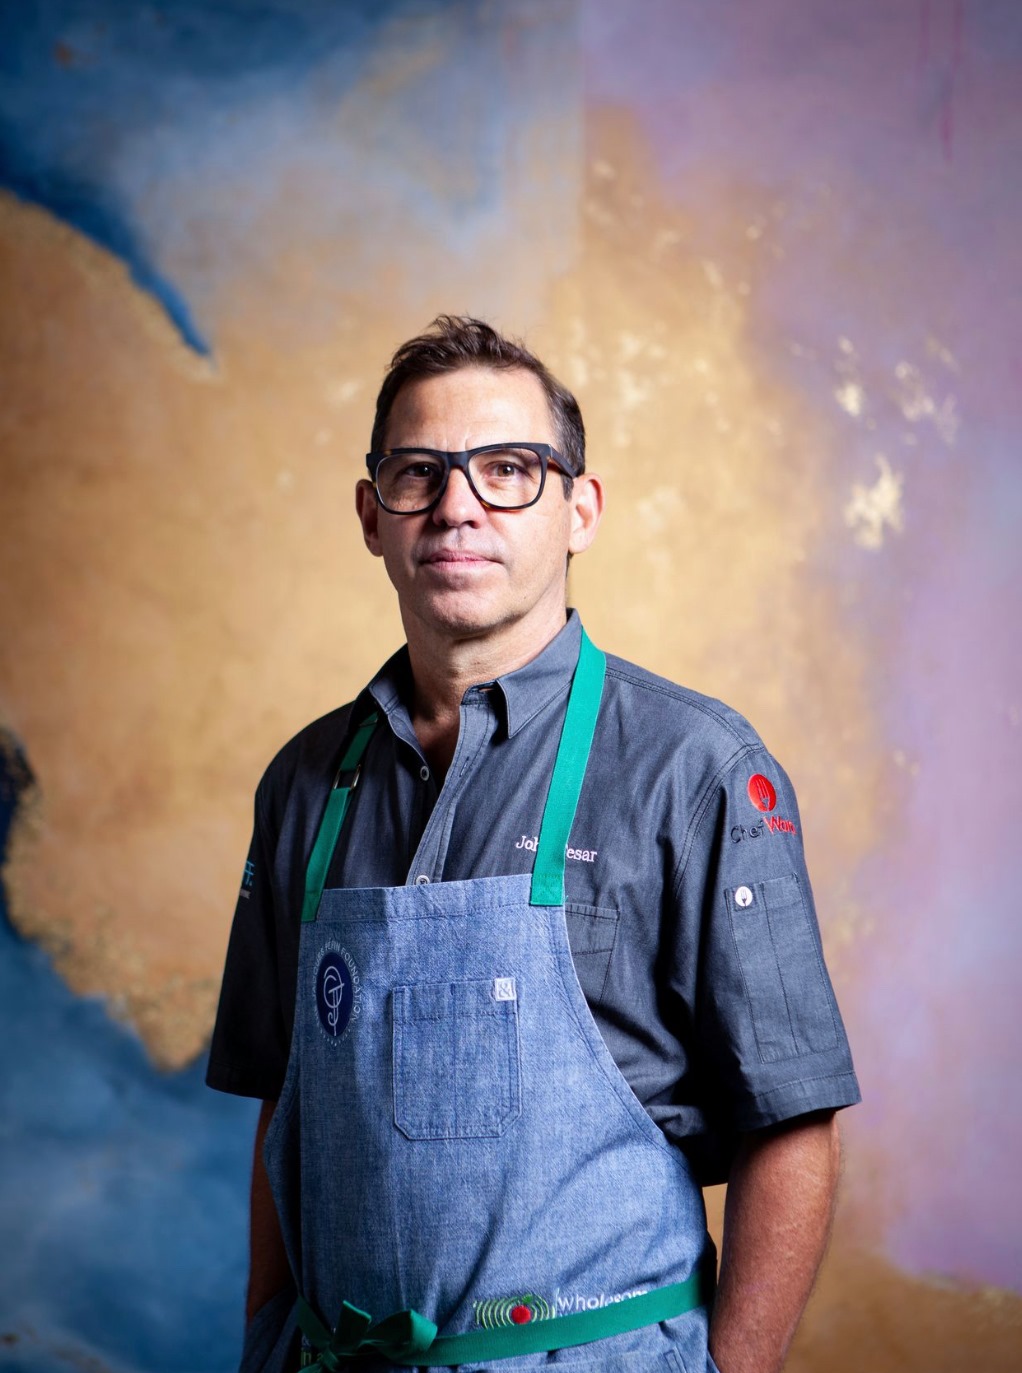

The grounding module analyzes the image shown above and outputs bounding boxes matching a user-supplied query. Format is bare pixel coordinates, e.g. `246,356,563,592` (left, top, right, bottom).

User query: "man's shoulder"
602,651,764,760
255,701,359,812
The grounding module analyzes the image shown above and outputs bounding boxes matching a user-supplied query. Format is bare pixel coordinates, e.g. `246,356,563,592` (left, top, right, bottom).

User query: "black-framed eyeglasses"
365,444,574,515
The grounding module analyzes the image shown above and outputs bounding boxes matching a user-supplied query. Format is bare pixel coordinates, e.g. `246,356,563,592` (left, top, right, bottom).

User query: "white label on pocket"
734,885,754,909
493,977,517,1001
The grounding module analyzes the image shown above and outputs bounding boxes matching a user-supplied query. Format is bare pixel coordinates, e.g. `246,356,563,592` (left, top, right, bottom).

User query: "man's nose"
430,466,484,524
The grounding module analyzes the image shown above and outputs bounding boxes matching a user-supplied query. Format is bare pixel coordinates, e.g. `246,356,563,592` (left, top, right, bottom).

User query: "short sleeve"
679,748,860,1134
206,777,292,1100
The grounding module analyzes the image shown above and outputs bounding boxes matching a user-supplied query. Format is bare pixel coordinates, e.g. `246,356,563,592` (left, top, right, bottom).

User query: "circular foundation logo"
314,945,361,1042
747,773,777,813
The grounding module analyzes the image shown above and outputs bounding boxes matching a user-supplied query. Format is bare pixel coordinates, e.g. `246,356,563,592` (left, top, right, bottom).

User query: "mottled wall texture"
1,1,1020,1369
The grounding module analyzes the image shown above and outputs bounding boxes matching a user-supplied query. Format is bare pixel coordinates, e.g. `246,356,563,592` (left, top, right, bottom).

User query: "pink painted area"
585,0,1022,410
918,1,932,70
841,461,1022,1286
583,2,1020,220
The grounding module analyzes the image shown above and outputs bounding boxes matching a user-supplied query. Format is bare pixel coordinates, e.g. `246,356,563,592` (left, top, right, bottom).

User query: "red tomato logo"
747,774,777,812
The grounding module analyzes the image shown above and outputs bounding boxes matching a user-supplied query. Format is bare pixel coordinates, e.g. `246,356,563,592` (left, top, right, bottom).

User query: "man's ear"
568,471,605,556
355,479,384,557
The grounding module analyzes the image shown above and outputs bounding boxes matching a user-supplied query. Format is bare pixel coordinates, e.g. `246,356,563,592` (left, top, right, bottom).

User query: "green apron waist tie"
296,1297,436,1368
297,1264,710,1368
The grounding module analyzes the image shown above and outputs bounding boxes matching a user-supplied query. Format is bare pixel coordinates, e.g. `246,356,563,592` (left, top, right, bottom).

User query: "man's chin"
407,588,509,640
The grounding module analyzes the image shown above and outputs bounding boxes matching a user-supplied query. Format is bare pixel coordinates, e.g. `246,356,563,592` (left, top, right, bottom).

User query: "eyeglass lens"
376,447,547,512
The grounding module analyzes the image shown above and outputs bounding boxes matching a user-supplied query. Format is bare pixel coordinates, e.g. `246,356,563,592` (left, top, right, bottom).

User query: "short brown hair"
371,316,585,486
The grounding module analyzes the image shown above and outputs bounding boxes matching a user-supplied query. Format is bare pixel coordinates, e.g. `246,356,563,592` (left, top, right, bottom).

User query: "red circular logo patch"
510,1306,532,1325
747,774,777,812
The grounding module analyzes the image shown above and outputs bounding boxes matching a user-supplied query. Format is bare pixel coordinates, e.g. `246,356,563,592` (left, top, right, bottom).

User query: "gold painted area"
792,1243,1022,1372
0,192,405,1068
0,112,882,1076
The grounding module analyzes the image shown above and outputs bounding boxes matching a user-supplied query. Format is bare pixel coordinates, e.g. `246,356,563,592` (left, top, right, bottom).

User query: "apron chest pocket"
392,978,523,1140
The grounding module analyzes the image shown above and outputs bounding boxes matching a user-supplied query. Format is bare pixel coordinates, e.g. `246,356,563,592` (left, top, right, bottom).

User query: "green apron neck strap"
301,627,605,924
530,629,606,907
301,712,379,924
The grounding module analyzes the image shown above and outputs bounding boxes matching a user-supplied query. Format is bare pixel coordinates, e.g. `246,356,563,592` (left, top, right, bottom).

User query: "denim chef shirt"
207,612,860,1184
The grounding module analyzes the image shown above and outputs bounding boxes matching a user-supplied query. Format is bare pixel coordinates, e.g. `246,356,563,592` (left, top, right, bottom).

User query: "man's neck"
404,609,569,778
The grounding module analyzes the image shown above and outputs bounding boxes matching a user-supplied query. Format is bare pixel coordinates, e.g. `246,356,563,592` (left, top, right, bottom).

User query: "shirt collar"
359,649,421,756
495,609,582,737
362,647,412,720
361,609,584,742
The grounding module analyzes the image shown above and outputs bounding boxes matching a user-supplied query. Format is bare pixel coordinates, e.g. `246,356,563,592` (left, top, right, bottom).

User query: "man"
207,316,860,1373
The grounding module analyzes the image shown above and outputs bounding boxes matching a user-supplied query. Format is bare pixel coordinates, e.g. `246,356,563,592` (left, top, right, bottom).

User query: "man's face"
356,366,601,651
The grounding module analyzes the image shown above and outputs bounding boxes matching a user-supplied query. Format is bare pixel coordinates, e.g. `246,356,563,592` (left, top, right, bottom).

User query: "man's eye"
478,449,535,480
395,461,442,482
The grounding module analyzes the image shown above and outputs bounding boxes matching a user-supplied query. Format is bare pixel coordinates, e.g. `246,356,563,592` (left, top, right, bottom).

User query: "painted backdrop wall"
1,2,1019,1370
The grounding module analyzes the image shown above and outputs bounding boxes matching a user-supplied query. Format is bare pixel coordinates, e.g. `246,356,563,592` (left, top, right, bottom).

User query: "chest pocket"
392,978,522,1140
565,903,619,1007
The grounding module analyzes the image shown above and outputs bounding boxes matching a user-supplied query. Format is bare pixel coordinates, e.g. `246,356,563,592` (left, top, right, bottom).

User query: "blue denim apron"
243,633,715,1373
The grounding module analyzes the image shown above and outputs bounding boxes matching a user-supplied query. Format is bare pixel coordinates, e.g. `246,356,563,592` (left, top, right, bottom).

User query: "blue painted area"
0,741,259,1373
0,0,416,354
0,169,211,357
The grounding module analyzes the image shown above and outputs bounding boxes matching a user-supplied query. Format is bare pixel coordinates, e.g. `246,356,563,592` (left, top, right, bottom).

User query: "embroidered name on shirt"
514,834,598,863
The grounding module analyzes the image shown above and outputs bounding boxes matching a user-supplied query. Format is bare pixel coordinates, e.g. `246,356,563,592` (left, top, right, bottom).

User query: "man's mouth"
420,549,493,565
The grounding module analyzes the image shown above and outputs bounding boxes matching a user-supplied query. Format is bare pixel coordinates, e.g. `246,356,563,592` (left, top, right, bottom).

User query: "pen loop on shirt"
332,759,362,794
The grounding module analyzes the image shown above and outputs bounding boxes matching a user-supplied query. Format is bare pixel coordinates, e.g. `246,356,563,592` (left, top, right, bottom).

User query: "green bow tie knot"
298,1296,438,1367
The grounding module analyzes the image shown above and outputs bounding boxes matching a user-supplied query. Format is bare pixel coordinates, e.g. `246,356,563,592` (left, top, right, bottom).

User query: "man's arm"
247,1099,292,1323
708,1110,841,1373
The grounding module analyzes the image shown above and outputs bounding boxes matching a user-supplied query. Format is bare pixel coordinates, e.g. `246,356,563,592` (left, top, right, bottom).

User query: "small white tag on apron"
493,977,517,1001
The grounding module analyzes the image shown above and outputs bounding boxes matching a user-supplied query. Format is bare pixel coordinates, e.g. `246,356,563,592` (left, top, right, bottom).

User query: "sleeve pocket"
726,874,839,1063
